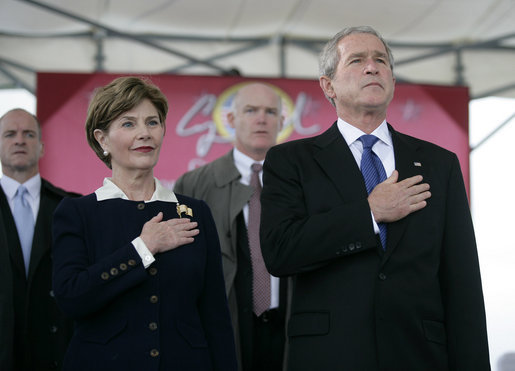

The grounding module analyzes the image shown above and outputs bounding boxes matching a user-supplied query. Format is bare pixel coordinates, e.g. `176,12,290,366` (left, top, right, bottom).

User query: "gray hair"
319,26,395,106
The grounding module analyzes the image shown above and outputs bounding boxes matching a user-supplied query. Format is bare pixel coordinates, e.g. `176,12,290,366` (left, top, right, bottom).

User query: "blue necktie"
13,185,35,276
359,135,387,249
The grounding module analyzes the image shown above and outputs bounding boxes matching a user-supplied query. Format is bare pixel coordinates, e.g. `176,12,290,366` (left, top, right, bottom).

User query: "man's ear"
319,76,335,99
38,142,44,159
278,115,285,132
227,112,236,129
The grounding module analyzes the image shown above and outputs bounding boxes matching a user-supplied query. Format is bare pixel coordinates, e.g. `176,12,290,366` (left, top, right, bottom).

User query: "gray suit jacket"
174,150,253,366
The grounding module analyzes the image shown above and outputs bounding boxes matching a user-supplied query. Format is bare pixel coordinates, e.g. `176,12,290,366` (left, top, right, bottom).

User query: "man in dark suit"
260,26,490,371
174,82,287,371
0,108,78,370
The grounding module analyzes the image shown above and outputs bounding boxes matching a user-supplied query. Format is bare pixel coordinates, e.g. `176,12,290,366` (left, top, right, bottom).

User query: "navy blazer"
52,193,237,371
260,123,490,371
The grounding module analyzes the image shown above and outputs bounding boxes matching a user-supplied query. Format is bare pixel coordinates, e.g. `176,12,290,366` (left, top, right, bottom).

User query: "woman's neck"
110,169,155,201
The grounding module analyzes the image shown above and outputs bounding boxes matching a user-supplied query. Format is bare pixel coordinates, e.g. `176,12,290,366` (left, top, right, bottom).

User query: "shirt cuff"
132,237,155,268
370,211,380,234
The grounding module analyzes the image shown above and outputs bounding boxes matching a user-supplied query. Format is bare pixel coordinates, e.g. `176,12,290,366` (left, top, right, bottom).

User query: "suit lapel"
229,182,253,260
313,123,369,203
213,151,253,258
214,151,253,228
382,125,425,261
0,187,26,277
27,181,52,280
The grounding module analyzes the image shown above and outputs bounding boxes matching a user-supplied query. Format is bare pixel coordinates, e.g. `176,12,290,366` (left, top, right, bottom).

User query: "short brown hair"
85,76,168,168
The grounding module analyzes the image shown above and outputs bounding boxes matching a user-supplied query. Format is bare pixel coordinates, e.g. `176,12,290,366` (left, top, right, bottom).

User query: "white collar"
232,148,264,186
337,118,392,148
0,173,41,201
95,177,178,203
233,147,263,169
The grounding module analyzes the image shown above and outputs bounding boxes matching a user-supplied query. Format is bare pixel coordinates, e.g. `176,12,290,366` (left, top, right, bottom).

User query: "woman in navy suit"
52,76,237,371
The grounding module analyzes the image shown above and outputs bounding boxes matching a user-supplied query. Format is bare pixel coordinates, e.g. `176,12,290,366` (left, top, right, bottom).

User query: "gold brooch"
176,204,193,218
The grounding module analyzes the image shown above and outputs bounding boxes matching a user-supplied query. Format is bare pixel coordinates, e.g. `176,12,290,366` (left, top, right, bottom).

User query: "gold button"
150,295,158,304
148,322,158,331
149,267,157,276
150,349,159,357
119,263,127,271
101,272,109,280
128,259,137,266
110,267,119,276
137,203,145,210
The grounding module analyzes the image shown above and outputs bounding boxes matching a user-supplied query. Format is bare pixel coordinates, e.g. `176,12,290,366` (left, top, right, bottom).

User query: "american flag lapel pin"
176,204,193,218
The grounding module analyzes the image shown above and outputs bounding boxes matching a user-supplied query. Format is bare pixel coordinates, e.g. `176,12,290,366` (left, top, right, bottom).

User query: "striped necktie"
359,135,387,249
248,163,271,316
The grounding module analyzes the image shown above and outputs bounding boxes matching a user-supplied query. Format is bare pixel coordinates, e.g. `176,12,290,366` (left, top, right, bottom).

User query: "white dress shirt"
337,118,395,233
95,177,178,268
233,148,280,310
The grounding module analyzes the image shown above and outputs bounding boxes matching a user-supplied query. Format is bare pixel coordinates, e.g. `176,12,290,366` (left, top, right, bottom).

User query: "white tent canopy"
1,2,515,370
1,0,515,99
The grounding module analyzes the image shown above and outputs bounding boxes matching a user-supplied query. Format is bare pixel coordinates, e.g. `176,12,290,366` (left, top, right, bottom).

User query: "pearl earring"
103,150,108,156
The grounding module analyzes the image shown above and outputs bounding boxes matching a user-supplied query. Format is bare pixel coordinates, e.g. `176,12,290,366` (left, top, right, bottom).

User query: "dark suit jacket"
0,207,14,370
175,151,253,352
234,214,287,371
260,123,490,371
174,150,288,370
0,178,78,371
52,192,237,371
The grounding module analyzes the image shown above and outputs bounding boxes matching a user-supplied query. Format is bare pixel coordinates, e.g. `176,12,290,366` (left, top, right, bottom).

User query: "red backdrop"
36,72,470,195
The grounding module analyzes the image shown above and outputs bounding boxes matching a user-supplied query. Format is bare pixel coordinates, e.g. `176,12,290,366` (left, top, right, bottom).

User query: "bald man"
175,83,287,371
0,108,79,370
